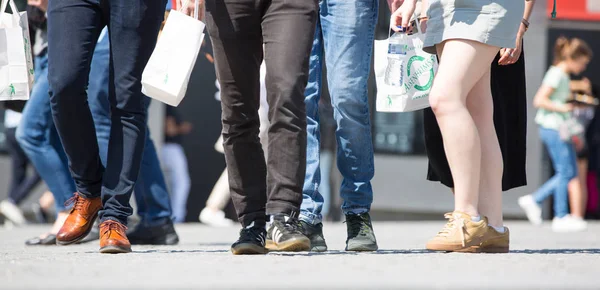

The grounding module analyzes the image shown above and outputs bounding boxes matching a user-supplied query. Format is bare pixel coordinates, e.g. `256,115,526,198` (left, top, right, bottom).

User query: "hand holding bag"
0,0,34,101
142,0,205,107
374,19,437,112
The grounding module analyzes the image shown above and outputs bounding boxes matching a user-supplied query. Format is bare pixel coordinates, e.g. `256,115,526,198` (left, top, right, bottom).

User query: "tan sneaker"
480,226,510,253
426,211,489,252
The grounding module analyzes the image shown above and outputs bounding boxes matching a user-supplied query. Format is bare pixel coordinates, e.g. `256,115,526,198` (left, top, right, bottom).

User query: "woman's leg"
465,68,504,228
430,40,500,217
568,158,588,218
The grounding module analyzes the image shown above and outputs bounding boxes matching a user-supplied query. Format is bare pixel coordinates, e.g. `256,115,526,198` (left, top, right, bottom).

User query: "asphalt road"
1,221,599,289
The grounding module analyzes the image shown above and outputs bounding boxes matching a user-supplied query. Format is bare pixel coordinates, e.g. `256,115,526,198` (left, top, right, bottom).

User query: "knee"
15,121,40,149
428,88,463,117
557,165,578,181
48,70,88,108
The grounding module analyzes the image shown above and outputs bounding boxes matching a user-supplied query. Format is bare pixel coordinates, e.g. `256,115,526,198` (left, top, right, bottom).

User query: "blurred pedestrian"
392,0,524,252
46,0,167,253
162,106,192,223
296,0,380,253
187,0,318,254
0,109,42,226
518,36,593,233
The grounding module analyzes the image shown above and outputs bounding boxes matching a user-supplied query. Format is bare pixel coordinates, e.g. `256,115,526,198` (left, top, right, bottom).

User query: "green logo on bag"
9,84,16,96
405,55,435,92
164,73,169,84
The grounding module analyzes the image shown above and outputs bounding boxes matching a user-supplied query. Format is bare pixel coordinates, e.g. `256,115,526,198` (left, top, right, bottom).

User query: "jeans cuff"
343,208,369,215
100,216,127,226
299,212,322,225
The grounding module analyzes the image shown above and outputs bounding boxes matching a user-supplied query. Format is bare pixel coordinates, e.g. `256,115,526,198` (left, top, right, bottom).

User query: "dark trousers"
205,0,318,227
47,0,166,225
5,127,42,205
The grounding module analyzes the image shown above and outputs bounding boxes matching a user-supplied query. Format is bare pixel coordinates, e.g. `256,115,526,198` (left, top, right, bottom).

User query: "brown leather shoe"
56,193,102,245
99,220,132,254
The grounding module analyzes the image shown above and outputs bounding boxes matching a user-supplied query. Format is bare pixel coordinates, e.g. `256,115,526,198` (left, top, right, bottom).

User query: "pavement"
1,221,599,290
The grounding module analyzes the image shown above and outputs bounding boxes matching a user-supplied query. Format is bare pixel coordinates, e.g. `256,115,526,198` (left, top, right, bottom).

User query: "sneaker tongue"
271,214,291,223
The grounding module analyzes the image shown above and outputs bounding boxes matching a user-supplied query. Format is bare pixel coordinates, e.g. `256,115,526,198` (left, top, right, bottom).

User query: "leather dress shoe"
57,193,102,245
127,219,179,245
99,220,132,254
25,234,56,246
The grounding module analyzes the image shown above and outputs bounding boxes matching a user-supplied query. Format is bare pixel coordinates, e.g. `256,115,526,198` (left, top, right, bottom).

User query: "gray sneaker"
345,213,378,252
298,221,327,252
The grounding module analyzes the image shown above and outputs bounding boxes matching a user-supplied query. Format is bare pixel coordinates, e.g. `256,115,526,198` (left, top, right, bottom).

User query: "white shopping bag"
142,0,205,107
0,0,34,101
374,22,437,112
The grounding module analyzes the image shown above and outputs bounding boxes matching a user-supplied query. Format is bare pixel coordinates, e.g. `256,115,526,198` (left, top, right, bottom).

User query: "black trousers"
5,127,42,205
205,0,318,227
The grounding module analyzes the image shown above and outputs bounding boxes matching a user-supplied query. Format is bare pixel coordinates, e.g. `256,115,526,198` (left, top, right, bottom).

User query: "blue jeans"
17,52,75,212
533,127,578,218
89,31,172,226
300,0,378,224
47,0,166,225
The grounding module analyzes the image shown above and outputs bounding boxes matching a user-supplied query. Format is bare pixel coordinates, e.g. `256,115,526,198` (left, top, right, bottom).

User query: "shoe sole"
265,237,310,252
231,243,268,255
427,244,509,253
129,236,180,246
99,245,132,254
311,245,328,252
56,213,99,246
345,244,378,252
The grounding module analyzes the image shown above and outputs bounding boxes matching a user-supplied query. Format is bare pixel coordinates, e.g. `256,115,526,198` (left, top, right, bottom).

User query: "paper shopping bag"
0,0,34,101
142,1,205,107
375,22,437,112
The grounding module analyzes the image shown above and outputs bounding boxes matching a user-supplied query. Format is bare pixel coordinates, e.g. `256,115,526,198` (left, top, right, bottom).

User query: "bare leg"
466,69,504,228
569,158,588,218
430,40,500,217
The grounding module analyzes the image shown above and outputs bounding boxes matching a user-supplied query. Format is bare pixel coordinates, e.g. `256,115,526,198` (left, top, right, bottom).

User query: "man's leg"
47,0,106,245
205,0,267,255
86,28,176,245
262,0,318,252
321,0,378,251
100,0,166,225
300,17,325,226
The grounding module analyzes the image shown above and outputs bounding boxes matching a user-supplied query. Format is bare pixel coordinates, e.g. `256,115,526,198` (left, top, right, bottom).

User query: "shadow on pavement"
509,249,600,254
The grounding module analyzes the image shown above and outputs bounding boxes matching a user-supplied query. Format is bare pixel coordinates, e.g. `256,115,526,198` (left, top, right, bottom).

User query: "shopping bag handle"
0,0,21,24
388,12,421,39
179,0,201,20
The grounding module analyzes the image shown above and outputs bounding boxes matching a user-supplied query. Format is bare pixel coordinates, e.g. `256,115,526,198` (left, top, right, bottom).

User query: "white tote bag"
142,0,205,107
374,22,437,112
0,0,34,101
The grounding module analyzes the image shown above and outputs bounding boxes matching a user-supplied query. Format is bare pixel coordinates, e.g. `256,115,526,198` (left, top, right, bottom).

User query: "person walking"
293,0,381,253
392,0,524,252
18,14,178,246
45,0,168,253
519,37,592,233
161,106,192,223
0,109,42,226
200,63,269,227
186,0,319,254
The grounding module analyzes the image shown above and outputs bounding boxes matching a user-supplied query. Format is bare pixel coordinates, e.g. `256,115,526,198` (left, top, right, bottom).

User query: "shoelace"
101,221,127,237
345,215,370,238
437,213,467,246
64,193,85,212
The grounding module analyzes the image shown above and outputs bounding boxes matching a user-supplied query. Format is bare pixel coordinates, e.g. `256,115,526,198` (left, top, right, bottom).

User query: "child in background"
519,36,593,232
